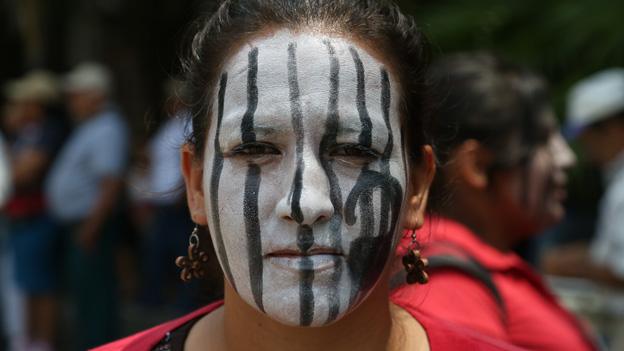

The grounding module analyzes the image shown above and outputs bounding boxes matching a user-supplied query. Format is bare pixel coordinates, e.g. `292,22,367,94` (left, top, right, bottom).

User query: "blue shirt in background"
46,106,129,222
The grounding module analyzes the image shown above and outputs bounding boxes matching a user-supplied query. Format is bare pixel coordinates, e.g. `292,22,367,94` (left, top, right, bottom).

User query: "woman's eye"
228,143,281,156
330,144,380,161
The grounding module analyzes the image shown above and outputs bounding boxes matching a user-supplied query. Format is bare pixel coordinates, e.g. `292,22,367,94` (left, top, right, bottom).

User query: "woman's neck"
440,193,516,252
225,282,392,351
186,275,428,351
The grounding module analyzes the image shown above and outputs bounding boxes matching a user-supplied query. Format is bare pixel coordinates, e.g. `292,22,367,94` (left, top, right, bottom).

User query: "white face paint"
506,129,576,233
202,30,406,327
500,111,576,236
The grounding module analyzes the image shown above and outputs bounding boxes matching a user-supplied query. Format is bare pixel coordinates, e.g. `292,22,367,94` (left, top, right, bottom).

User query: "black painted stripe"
288,42,316,325
239,47,264,312
345,169,404,305
298,225,314,326
321,40,342,213
326,235,344,323
347,47,375,305
297,224,315,252
321,39,343,323
244,163,264,312
378,68,393,238
241,47,259,143
288,43,306,224
380,69,393,170
349,47,372,147
210,73,236,291
350,176,374,306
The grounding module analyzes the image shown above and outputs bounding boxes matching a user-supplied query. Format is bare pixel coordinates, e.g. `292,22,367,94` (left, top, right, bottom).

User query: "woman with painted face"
94,2,523,350
391,53,599,351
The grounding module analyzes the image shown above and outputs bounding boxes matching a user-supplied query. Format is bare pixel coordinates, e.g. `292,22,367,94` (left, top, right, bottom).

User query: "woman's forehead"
222,30,388,78
216,29,402,141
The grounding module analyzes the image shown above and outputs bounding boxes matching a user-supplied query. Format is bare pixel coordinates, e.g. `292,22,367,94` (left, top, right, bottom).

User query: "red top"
391,217,598,351
92,300,523,351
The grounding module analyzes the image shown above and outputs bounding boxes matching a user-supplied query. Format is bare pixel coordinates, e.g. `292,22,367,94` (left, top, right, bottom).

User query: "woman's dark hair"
181,0,431,164
427,52,553,169
425,52,553,211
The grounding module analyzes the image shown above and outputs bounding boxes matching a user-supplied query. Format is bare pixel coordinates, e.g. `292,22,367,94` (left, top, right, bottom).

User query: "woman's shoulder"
91,301,224,351
410,309,525,351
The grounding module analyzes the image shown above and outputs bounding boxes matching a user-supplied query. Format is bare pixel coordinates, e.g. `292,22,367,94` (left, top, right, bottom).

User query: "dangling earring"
175,225,209,282
402,229,429,284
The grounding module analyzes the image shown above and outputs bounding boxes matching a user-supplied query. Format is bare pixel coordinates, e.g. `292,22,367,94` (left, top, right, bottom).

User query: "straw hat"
63,62,112,94
4,70,60,104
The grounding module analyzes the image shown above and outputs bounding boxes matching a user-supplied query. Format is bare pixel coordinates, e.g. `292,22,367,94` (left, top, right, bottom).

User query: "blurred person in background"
391,53,598,350
0,125,22,350
2,71,66,351
542,69,624,286
135,79,202,312
45,62,129,350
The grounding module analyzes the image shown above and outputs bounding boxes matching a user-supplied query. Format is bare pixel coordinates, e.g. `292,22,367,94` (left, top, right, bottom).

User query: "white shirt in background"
145,112,189,205
590,150,624,277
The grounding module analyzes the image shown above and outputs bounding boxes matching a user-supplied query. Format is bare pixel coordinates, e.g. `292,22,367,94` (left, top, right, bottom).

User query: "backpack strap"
428,254,506,318
392,244,507,325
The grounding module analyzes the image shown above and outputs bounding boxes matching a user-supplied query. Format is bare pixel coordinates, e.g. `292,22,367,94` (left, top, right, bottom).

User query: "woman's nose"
551,132,577,169
276,155,334,226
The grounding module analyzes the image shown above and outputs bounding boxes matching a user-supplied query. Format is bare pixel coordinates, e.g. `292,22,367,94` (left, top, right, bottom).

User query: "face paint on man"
202,30,407,327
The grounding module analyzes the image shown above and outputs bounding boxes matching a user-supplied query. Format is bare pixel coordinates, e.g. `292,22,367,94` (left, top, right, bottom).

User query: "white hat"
565,68,624,138
63,62,112,94
4,70,60,104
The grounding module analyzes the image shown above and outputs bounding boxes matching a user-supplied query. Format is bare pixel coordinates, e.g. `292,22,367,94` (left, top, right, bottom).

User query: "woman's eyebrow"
336,120,390,147
250,125,282,137
219,117,285,137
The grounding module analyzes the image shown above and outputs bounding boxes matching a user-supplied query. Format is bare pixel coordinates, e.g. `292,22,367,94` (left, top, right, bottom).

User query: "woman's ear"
181,144,208,225
404,145,436,230
452,139,492,190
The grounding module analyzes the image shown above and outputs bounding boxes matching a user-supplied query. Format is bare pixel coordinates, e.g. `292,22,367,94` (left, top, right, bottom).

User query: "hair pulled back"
427,52,552,169
181,0,431,164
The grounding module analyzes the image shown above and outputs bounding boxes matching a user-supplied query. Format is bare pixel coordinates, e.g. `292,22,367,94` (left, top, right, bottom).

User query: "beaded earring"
175,225,209,282
402,229,429,284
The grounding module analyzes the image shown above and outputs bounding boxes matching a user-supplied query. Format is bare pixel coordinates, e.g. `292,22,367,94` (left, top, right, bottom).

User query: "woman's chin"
548,203,566,224
240,284,354,327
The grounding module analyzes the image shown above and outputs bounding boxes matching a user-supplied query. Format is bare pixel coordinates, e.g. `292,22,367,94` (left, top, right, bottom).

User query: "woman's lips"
266,249,342,272
267,248,342,257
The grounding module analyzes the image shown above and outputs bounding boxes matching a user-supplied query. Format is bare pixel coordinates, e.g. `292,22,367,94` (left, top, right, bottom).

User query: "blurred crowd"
2,58,624,350
0,63,222,351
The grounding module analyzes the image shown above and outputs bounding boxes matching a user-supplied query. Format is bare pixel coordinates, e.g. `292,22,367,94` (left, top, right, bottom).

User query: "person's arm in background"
78,122,129,252
78,176,124,251
0,133,12,207
541,243,624,287
541,196,624,287
11,148,49,188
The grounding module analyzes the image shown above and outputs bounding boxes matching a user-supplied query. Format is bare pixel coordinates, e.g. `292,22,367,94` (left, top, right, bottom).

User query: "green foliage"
400,0,624,116
400,0,624,206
